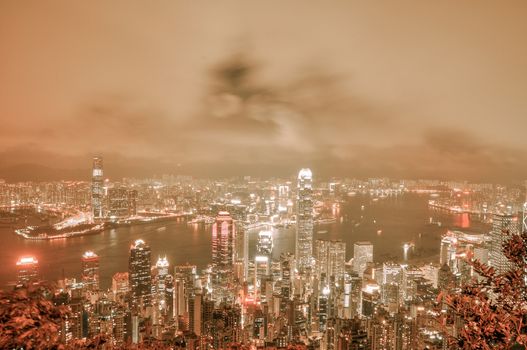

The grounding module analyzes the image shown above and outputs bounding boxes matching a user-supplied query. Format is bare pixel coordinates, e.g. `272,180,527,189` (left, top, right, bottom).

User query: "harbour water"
0,194,489,289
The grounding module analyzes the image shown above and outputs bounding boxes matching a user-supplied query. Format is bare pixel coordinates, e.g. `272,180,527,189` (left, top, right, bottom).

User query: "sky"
1,1,527,182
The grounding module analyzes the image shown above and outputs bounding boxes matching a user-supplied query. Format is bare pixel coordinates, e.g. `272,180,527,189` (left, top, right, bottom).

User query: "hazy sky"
1,1,527,182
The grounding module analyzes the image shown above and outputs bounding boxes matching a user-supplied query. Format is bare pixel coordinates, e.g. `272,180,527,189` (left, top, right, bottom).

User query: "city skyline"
2,2,527,349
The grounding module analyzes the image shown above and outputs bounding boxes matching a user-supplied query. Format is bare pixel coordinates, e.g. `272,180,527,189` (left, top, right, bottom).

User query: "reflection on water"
0,194,489,289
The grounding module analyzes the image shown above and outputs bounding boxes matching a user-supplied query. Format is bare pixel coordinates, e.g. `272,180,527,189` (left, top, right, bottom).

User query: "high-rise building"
279,252,294,307
212,211,236,283
314,239,346,281
111,272,129,304
91,156,104,221
296,168,314,272
155,256,170,311
256,230,273,257
16,256,39,285
489,213,519,274
353,241,373,277
107,187,129,219
81,251,100,291
129,239,152,308
127,189,138,216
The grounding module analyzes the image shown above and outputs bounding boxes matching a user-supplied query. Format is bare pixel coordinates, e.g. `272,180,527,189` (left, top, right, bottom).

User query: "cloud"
1,53,526,183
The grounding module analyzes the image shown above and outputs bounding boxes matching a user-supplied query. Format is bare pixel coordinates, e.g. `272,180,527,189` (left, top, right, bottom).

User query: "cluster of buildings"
6,159,527,349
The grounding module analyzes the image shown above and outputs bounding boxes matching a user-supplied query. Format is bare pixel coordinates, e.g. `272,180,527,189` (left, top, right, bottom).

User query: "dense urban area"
1,156,526,349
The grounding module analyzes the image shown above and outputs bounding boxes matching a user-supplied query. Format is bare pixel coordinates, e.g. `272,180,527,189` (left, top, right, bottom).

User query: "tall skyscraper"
91,156,104,221
489,213,519,274
212,211,236,283
314,239,346,281
353,241,373,277
81,251,100,291
129,239,152,308
155,256,170,311
16,256,39,285
296,168,314,272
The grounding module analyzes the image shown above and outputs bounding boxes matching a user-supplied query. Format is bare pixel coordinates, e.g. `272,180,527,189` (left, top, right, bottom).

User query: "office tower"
212,211,236,283
254,256,270,299
129,239,152,308
111,272,129,304
279,252,294,309
155,257,170,311
315,239,346,280
189,292,202,336
296,168,314,272
353,241,373,277
107,187,129,219
361,284,380,317
91,156,104,221
165,274,175,320
16,256,39,285
256,230,273,257
489,213,519,274
81,251,100,291
127,189,138,216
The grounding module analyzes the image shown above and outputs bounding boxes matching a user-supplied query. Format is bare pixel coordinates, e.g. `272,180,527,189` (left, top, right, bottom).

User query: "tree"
0,284,172,349
439,231,527,349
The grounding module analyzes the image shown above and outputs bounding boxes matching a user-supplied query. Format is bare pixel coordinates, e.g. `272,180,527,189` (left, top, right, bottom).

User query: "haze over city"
2,1,527,182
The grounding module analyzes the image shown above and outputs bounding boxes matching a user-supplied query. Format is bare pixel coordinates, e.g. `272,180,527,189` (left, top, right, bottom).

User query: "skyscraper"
256,230,273,257
81,251,100,291
353,241,373,277
107,187,129,219
91,156,104,221
489,213,519,274
212,211,236,283
314,239,346,281
129,239,152,308
155,256,169,311
296,168,314,272
16,256,39,285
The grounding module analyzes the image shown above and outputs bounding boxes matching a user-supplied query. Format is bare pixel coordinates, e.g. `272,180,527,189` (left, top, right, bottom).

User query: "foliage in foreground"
0,284,171,349
439,231,527,349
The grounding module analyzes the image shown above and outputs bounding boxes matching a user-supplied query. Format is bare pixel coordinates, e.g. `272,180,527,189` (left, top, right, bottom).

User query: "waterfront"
0,193,489,289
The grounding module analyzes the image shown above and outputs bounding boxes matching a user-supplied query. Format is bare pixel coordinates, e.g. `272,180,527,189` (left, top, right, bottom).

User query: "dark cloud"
1,52,526,183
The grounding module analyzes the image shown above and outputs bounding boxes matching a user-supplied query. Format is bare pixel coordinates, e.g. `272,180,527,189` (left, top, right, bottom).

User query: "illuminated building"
256,230,273,256
154,256,170,312
253,255,270,300
91,156,104,221
107,187,129,219
16,256,39,285
489,213,519,274
81,251,100,291
111,272,129,304
361,284,380,317
353,241,373,277
314,239,346,281
129,239,152,308
296,168,314,272
280,253,294,306
212,211,236,284
127,189,138,216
